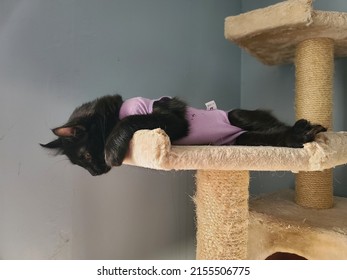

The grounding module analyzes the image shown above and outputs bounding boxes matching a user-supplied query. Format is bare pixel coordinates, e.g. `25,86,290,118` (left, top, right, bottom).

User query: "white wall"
0,0,241,259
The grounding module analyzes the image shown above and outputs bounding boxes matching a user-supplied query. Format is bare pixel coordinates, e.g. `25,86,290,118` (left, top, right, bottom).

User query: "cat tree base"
249,189,347,259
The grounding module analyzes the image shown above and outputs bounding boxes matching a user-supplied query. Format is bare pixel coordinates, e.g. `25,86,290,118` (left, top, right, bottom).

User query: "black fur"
104,97,189,167
41,95,189,175
41,95,326,176
228,109,326,147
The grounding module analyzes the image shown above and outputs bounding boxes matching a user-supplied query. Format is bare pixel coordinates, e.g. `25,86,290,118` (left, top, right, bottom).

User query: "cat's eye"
83,152,92,161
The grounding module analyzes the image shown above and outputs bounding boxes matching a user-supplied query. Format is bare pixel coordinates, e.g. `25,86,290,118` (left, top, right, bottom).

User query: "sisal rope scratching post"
295,38,334,209
195,170,249,260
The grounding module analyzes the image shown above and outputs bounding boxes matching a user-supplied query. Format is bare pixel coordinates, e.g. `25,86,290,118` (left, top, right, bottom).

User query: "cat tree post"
195,170,249,259
295,38,334,208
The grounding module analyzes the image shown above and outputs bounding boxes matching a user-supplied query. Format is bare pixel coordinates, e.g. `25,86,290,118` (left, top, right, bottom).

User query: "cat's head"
41,95,123,176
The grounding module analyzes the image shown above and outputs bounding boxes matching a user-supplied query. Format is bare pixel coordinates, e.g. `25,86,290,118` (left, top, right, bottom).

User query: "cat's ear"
40,138,63,149
52,125,86,138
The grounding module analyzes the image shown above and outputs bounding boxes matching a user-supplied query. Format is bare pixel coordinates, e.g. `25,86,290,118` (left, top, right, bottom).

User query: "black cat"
41,95,326,176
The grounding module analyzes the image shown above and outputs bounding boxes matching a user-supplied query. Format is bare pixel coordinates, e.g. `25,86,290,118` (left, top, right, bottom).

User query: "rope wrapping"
195,170,249,259
295,38,334,209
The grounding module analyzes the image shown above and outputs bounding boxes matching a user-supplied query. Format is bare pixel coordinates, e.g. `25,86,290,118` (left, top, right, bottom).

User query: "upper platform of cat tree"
123,129,347,172
224,0,347,65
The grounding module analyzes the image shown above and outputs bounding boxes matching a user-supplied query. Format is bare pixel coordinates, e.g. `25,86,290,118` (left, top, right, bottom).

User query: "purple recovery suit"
119,97,245,145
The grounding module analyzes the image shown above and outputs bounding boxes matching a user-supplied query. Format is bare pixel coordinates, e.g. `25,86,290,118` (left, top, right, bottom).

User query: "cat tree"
122,0,347,259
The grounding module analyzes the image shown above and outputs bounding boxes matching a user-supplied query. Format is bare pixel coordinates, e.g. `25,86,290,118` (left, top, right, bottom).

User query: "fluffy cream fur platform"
124,129,347,173
224,0,347,65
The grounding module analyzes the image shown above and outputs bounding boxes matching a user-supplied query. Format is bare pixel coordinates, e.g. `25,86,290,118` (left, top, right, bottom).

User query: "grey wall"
0,0,241,259
241,0,347,197
2,0,346,260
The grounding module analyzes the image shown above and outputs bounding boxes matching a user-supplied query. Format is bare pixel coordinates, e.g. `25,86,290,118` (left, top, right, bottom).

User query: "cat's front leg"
105,114,167,166
105,113,189,167
104,120,134,167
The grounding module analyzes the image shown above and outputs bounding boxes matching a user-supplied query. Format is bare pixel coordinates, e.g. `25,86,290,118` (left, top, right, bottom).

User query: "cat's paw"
104,140,127,167
286,119,327,148
105,150,124,167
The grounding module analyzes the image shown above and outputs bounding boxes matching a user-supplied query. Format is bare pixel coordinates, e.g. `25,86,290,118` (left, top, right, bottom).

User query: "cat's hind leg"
228,109,289,132
235,119,326,148
285,119,327,148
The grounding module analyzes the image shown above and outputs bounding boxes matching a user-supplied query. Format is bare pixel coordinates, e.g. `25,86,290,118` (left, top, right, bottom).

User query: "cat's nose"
88,165,111,176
